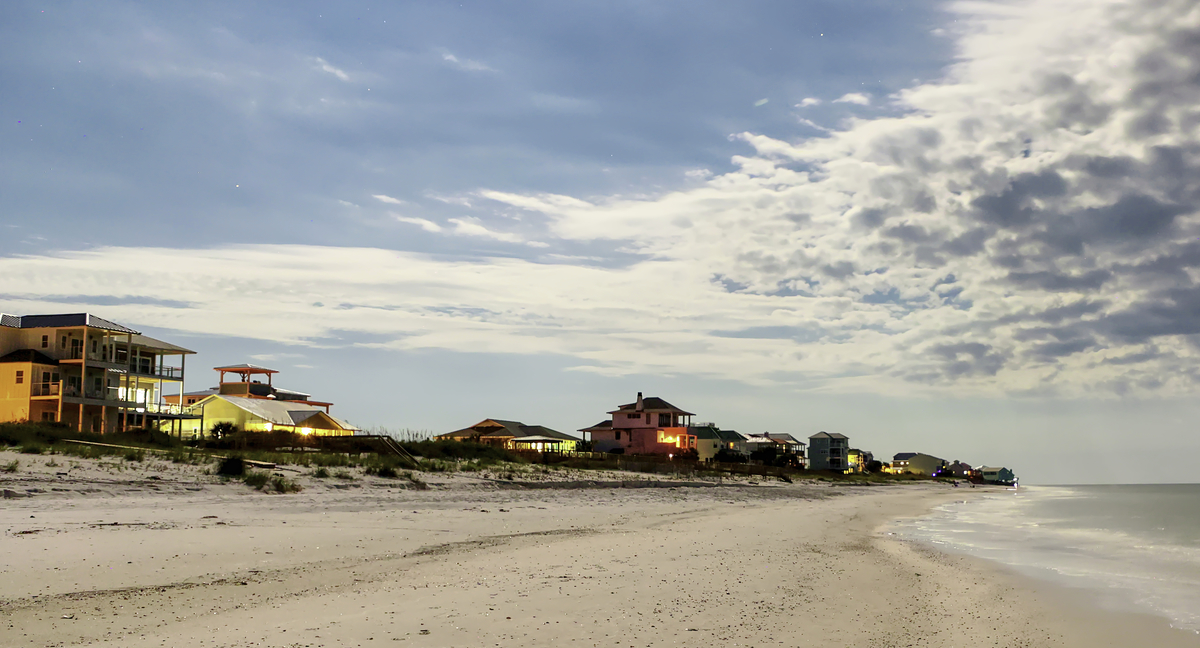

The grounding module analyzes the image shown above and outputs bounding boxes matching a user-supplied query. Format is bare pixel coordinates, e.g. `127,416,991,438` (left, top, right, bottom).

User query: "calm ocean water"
892,484,1200,632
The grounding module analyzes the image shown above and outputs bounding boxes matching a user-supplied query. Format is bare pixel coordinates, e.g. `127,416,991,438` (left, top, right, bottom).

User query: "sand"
2,449,1197,647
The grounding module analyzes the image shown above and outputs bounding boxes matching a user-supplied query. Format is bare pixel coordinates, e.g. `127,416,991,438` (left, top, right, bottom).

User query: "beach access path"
2,452,1197,647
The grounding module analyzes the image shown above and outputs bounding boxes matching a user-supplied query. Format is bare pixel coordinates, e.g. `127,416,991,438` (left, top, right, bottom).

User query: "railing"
130,364,183,379
144,402,184,415
30,382,60,397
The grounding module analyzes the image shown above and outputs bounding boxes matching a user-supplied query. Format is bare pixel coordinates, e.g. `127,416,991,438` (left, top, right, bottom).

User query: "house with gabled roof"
0,312,197,435
890,452,946,476
437,418,580,452
808,431,849,470
580,392,696,455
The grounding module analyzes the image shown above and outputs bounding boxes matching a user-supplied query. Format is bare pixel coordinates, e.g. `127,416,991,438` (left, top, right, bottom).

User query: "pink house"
579,392,696,455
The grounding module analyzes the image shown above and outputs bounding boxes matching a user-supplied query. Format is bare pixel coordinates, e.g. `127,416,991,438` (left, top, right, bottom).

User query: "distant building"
438,418,580,452
579,392,696,455
808,431,849,470
978,466,1016,485
847,448,874,473
946,460,974,478
686,424,725,461
891,452,947,476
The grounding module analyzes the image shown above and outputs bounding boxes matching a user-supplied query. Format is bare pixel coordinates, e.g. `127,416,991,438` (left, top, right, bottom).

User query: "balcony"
130,364,183,380
30,382,60,397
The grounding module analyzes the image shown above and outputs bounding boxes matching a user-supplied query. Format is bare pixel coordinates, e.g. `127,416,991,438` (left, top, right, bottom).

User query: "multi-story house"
179,364,357,437
0,313,197,434
579,392,696,455
847,448,874,473
807,431,849,470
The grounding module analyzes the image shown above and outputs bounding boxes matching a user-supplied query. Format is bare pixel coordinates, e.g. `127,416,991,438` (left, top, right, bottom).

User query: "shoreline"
3,453,1198,646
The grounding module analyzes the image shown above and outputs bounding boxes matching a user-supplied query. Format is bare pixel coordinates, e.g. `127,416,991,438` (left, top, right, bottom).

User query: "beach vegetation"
19,443,46,454
406,472,429,490
333,469,356,480
123,449,145,462
312,466,331,478
1,459,18,473
268,474,302,493
242,471,270,488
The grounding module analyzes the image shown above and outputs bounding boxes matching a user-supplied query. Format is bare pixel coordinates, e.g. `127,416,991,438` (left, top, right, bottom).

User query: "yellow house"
0,313,197,434
185,394,358,437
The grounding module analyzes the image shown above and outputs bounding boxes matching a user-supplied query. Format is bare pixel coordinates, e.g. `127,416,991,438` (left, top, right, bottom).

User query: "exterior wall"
906,454,945,476
696,438,721,461
0,360,34,422
808,436,849,470
591,429,628,453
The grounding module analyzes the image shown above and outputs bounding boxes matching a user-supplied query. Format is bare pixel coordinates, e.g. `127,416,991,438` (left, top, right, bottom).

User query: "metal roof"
125,333,195,354
197,395,355,430
0,313,140,334
809,431,848,440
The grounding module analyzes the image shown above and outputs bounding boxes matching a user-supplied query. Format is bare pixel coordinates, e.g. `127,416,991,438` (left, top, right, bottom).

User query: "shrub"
268,475,302,493
312,467,330,478
1,459,18,473
333,469,355,480
398,440,523,463
123,449,146,462
217,456,247,476
407,472,429,490
210,422,238,440
242,471,269,488
19,444,46,455
375,466,399,479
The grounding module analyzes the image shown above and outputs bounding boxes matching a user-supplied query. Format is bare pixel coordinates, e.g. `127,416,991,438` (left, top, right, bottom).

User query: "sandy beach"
2,449,1197,648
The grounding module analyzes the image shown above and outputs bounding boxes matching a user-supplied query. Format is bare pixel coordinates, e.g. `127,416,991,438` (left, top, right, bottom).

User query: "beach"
2,450,1197,648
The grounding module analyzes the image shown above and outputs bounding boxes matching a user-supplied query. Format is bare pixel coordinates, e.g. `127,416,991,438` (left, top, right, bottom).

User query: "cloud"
313,57,350,81
796,98,822,107
6,0,1200,399
372,194,407,205
754,98,769,107
832,92,871,105
442,52,494,72
448,217,547,247
393,215,443,233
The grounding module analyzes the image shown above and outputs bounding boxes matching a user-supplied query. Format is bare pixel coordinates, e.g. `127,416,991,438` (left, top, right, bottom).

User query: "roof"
578,420,613,432
809,431,848,440
126,334,195,355
439,418,580,441
609,396,695,415
0,349,59,365
764,433,805,446
978,466,1010,472
686,425,723,440
0,313,140,334
214,363,279,373
893,452,917,461
715,429,746,442
196,395,357,431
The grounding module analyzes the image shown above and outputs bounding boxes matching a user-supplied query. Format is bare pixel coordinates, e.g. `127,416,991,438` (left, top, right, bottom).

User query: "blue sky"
4,0,1200,484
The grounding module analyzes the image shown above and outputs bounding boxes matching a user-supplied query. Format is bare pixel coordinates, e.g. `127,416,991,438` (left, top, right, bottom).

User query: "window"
60,336,66,349
41,335,48,348
615,431,621,440
626,413,639,419
15,371,24,384
658,413,671,427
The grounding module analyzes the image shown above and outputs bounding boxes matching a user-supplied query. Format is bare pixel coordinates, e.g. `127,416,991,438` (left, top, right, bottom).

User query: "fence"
513,450,801,479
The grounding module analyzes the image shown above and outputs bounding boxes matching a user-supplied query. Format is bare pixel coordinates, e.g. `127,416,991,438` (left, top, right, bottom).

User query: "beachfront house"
438,418,581,452
808,431,849,470
890,452,947,476
686,423,725,461
180,364,357,438
0,313,198,435
978,466,1016,485
946,460,975,478
579,392,696,455
846,448,874,473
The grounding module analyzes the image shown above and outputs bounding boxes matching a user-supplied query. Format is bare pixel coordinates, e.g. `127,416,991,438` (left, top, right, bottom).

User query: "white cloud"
796,98,822,107
754,98,769,107
448,217,547,247
313,57,350,81
8,0,1199,399
393,215,443,233
442,52,494,72
372,194,407,205
832,92,871,105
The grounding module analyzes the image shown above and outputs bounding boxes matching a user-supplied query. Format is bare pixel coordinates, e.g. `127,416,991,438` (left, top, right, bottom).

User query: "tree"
865,460,883,473
210,422,237,440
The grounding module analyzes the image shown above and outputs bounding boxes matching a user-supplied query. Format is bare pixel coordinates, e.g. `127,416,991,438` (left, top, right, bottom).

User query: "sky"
3,0,1199,484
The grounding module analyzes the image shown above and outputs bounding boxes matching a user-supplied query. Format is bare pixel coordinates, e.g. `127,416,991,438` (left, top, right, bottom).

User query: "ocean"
893,484,1200,633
